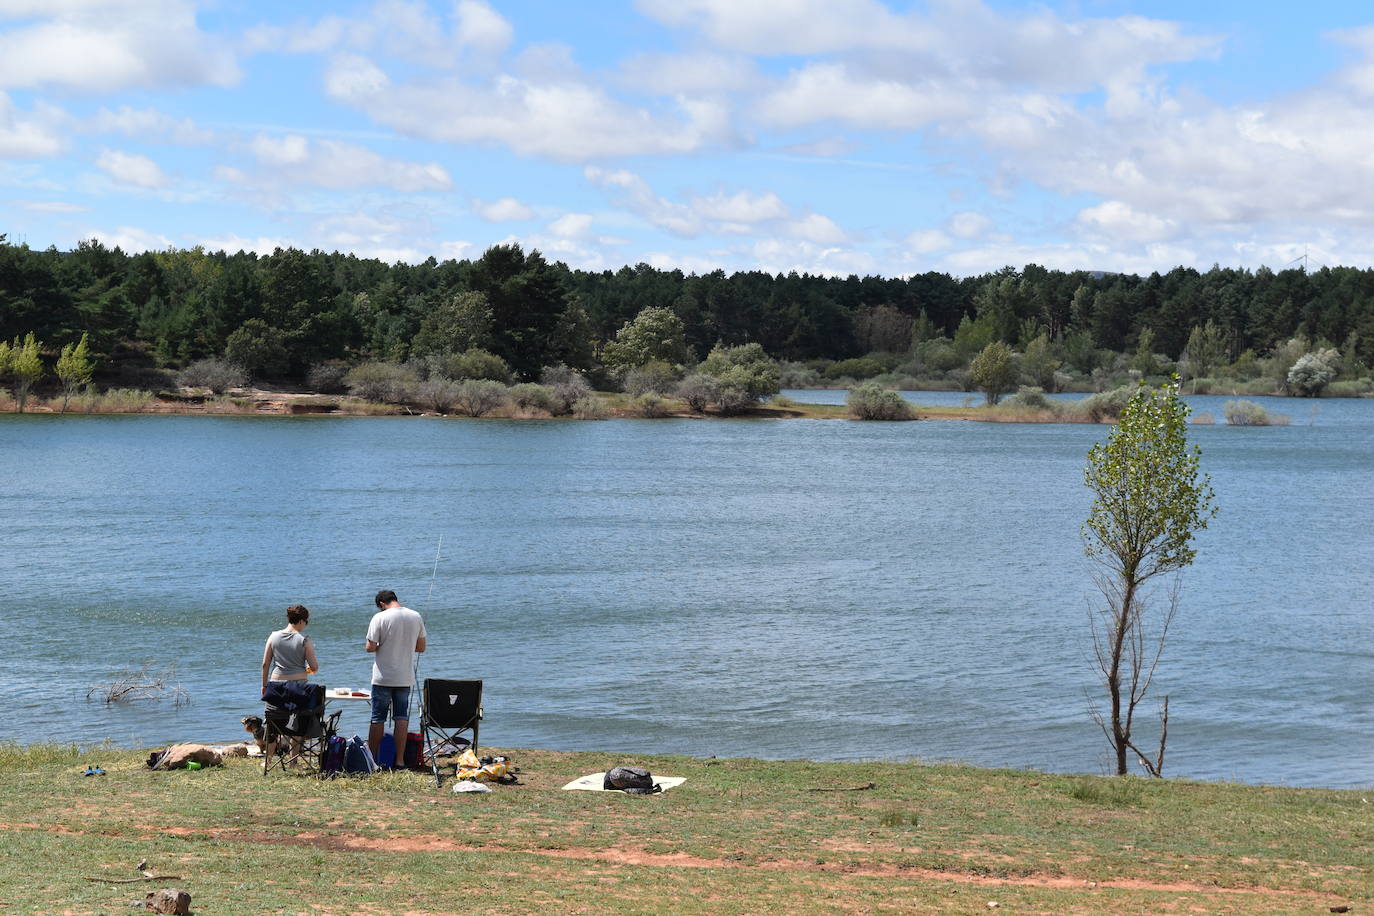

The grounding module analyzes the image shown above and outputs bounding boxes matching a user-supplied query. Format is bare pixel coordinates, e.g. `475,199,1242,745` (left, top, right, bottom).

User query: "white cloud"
0,92,67,158
455,0,514,56
476,197,535,221
548,213,593,238
0,1,239,91
95,148,168,188
1077,200,1177,244
227,134,452,192
196,233,293,256
88,224,174,252
325,54,731,160
634,0,936,56
87,106,214,145
18,199,88,212
759,63,971,130
584,166,702,236
688,189,789,222
618,51,759,94
789,212,846,244
948,211,992,239
906,229,951,254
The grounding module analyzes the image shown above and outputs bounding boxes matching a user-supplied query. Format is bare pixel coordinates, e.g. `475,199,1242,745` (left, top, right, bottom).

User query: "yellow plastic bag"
455,749,510,782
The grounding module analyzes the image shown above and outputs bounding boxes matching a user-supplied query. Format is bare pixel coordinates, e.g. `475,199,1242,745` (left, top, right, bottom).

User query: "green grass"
0,743,1368,914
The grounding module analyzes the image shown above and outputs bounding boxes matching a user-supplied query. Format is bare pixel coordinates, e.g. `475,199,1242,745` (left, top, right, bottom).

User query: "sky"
3,0,1374,278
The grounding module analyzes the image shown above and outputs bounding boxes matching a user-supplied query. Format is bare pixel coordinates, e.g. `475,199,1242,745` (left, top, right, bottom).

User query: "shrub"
824,356,887,381
970,340,1020,405
1223,399,1288,426
436,347,513,383
1001,386,1055,411
344,362,418,404
224,318,288,380
307,362,349,393
509,382,557,413
777,361,820,388
623,360,679,396
1287,348,1339,397
1075,385,1134,422
177,358,248,394
676,373,718,412
417,378,462,413
847,382,915,420
452,379,509,417
572,395,608,419
540,364,592,414
629,392,675,417
88,388,155,413
698,343,781,413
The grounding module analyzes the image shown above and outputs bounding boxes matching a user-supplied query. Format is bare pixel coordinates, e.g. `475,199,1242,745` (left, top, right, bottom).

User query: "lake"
1,392,1370,788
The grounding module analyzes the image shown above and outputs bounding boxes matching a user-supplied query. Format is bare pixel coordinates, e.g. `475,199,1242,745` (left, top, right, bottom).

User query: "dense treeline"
3,234,1373,389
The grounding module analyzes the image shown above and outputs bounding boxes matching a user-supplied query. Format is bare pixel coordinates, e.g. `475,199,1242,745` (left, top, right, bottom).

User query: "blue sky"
3,0,1373,277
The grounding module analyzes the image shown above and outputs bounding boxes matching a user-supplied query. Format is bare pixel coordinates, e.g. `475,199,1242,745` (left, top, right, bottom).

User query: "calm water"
1,396,1370,788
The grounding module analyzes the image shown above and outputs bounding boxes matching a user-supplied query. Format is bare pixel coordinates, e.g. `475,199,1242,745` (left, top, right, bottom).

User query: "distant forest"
2,234,1372,388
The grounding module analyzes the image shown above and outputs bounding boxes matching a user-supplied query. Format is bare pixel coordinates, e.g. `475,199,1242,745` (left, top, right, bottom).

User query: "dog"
241,715,267,753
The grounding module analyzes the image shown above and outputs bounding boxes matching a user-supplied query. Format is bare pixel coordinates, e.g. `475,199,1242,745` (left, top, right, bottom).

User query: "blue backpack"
344,736,378,775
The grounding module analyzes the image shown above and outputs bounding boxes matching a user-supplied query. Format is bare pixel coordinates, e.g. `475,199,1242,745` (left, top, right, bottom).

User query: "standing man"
365,589,426,769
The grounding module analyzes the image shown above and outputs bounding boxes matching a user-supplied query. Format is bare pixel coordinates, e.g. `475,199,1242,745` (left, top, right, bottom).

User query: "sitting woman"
261,604,319,761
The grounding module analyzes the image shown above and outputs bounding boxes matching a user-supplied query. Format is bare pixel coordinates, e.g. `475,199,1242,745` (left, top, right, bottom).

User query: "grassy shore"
2,743,1368,915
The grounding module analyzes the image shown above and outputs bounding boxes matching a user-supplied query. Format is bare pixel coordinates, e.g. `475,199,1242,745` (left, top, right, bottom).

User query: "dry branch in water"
86,663,189,707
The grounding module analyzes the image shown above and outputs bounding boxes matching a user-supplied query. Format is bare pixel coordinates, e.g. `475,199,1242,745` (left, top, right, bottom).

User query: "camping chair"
420,678,483,787
261,681,339,777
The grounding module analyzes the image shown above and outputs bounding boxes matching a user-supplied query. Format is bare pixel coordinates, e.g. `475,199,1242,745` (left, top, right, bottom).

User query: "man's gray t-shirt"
367,606,426,687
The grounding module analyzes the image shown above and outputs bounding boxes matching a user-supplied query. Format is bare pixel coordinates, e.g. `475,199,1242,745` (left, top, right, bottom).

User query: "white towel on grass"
561,772,687,792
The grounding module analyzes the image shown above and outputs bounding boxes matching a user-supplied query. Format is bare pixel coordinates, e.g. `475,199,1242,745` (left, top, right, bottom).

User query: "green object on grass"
185,761,202,771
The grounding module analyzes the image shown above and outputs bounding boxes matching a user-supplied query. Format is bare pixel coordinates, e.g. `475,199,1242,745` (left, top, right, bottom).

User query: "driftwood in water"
86,663,189,707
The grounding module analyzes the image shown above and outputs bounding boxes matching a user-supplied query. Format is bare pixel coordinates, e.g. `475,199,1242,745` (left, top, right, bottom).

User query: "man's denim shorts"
370,685,412,724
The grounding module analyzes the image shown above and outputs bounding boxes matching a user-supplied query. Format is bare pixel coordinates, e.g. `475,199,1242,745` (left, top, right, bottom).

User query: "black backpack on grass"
604,765,661,794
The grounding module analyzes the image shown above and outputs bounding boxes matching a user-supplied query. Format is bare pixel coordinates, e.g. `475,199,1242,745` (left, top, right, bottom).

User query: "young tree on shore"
10,333,44,412
1082,378,1216,777
970,340,1018,405
55,332,94,412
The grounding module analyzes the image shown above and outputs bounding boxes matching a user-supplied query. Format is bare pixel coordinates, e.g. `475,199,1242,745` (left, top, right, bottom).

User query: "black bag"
603,765,661,794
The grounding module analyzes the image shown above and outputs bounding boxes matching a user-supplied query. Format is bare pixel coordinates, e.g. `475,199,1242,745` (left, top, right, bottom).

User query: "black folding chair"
261,682,339,777
421,678,482,787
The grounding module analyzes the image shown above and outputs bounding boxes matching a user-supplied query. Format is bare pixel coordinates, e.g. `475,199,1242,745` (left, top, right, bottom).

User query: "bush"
698,343,781,413
224,318,288,380
676,373,718,412
1001,386,1055,411
307,362,349,394
628,392,675,417
417,378,462,413
344,362,418,404
1075,385,1135,422
435,348,513,383
777,361,820,388
623,360,679,396
571,395,608,419
1287,349,1339,397
824,356,887,381
540,365,592,415
847,382,915,420
177,359,247,394
452,380,509,417
1223,399,1288,426
509,382,557,413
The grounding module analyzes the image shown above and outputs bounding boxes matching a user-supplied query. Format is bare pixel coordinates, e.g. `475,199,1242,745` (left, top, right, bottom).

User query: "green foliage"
823,356,887,380
623,360,679,395
540,364,592,415
675,372,717,412
1001,386,1056,411
846,382,915,420
1083,379,1217,776
698,342,780,413
344,361,418,404
1223,399,1287,426
416,377,461,413
1182,321,1228,380
177,358,247,394
628,391,675,417
1020,333,1061,391
452,379,509,417
508,382,557,413
571,395,608,419
55,332,94,411
411,290,495,358
952,313,996,359
8,332,43,412
969,340,1018,405
1286,348,1339,397
1075,385,1134,422
224,319,289,381
306,361,349,393
602,306,690,373
431,347,513,383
